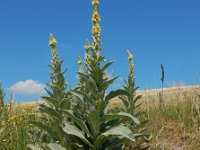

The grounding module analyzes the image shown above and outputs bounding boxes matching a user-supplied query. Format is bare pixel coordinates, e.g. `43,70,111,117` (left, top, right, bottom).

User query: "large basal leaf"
102,125,135,140
63,122,92,147
105,137,129,150
103,112,140,125
63,109,92,137
95,125,135,147
45,143,66,150
26,144,42,150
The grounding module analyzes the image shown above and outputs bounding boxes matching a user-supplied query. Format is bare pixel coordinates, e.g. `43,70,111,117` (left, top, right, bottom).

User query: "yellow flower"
78,57,82,65
49,33,57,46
127,50,133,61
92,25,101,35
92,11,100,23
49,38,57,46
92,0,99,6
84,41,91,49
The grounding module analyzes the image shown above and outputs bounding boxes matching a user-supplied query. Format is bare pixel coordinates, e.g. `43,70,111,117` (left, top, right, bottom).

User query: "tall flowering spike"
78,56,83,73
91,0,101,61
84,39,91,72
127,50,135,87
49,33,58,63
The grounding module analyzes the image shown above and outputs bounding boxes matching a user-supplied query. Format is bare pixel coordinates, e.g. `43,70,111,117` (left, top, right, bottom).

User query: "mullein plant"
28,34,74,149
64,0,142,149
120,51,151,149
28,0,147,149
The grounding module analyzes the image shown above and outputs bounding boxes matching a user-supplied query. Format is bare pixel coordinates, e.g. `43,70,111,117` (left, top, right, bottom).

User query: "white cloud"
9,80,46,95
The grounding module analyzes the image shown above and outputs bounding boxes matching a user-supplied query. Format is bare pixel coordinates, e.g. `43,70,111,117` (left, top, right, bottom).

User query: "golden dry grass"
107,85,200,150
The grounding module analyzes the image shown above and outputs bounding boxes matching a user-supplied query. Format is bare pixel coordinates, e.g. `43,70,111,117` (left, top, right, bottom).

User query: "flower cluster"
49,33,59,65
84,40,91,50
92,0,99,7
92,10,100,24
128,50,133,61
78,56,83,73
91,0,102,61
92,25,101,36
49,33,57,47
127,50,135,86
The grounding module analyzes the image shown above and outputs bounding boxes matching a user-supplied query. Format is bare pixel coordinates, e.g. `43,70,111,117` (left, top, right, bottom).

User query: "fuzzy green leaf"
102,125,135,140
105,89,131,104
26,144,42,150
95,125,135,147
103,112,140,125
119,96,129,108
45,143,66,150
87,109,101,136
63,110,92,137
63,122,92,147
41,96,58,107
102,61,113,71
102,76,118,92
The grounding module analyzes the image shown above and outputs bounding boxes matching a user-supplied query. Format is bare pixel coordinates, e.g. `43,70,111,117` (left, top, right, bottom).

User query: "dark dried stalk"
161,64,164,93
160,64,165,111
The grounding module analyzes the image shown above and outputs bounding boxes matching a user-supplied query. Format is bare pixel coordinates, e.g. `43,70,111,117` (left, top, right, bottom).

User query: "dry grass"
107,85,200,150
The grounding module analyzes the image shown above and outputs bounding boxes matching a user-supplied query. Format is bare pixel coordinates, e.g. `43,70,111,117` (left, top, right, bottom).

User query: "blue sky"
0,0,200,102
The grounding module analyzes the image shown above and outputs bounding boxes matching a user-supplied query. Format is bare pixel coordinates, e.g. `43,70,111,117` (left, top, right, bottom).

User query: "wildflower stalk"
48,33,67,98
128,50,135,89
119,50,151,149
120,50,139,115
91,0,101,61
29,34,72,149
